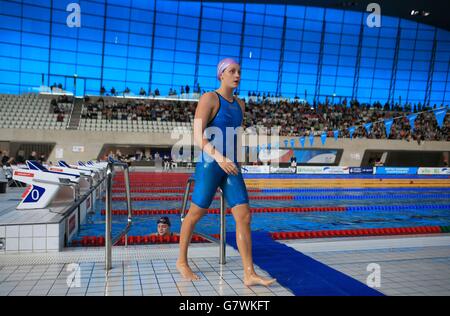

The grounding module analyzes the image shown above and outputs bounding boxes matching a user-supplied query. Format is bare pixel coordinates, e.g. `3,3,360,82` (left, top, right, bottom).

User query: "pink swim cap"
217,58,239,80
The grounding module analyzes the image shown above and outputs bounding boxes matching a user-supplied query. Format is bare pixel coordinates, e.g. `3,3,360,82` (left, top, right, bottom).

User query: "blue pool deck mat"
226,231,384,296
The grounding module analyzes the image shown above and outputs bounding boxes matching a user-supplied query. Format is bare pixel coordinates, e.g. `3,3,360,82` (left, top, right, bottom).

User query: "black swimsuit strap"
215,91,234,103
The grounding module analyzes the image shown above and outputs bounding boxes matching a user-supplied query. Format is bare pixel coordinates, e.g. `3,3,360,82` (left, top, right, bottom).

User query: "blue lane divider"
346,204,450,211
292,194,450,200
261,187,450,193
226,231,383,296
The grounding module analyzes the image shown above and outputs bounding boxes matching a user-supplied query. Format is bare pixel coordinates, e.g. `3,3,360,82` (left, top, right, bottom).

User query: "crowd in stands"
79,92,448,142
0,150,46,167
104,149,191,170
247,91,282,99
244,98,449,142
104,149,159,162
51,94,73,122
99,83,203,97
81,97,195,122
50,82,64,92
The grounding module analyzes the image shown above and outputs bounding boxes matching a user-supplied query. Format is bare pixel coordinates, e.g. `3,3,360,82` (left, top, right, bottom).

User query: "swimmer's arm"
237,98,246,168
237,97,246,121
193,92,226,162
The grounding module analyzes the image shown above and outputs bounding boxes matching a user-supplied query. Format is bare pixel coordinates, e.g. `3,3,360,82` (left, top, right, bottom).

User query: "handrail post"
105,160,133,271
219,188,226,265
105,163,113,271
180,177,194,222
123,166,131,247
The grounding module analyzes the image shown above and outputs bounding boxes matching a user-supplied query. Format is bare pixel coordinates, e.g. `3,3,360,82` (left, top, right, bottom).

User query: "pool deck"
0,232,449,296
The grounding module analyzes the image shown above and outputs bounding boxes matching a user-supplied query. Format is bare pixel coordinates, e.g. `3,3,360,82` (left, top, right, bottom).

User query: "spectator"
185,85,190,94
28,151,38,161
139,87,146,96
135,150,143,161
100,86,106,95
163,154,170,170
57,113,64,122
169,88,177,96
375,158,384,166
124,87,130,95
111,87,116,96
1,150,13,167
290,156,297,167
16,150,25,164
154,88,160,96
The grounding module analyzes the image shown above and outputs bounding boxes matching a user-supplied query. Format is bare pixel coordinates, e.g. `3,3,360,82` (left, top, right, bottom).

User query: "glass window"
0,1,448,104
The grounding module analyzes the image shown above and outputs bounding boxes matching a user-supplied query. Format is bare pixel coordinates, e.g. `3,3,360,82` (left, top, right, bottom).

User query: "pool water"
74,187,450,241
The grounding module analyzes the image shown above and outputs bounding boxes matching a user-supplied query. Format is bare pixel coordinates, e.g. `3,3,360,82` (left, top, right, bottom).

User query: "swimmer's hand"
217,157,239,175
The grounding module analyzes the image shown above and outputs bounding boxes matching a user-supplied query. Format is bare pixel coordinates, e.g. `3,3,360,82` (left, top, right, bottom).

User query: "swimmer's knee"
188,203,208,220
231,204,252,225
235,212,251,226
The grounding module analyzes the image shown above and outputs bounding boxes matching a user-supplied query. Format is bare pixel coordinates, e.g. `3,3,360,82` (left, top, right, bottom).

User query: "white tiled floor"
0,244,293,296
1,236,449,296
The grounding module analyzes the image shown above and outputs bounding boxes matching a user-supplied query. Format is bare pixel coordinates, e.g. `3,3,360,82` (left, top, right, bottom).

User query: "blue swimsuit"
191,92,249,209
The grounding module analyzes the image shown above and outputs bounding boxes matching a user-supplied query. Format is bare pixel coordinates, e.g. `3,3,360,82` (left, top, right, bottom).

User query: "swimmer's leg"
176,202,207,281
231,203,276,287
177,161,223,281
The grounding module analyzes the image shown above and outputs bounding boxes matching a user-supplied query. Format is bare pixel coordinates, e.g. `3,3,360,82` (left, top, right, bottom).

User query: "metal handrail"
180,176,227,265
180,177,194,221
219,187,226,265
105,160,133,271
60,172,106,221
65,95,76,129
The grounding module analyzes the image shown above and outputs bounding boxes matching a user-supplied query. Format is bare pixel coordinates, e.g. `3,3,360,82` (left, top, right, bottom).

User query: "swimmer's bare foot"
244,273,276,287
176,260,200,281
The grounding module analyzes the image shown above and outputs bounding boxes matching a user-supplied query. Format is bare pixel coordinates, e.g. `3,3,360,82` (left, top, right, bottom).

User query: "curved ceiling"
198,0,450,31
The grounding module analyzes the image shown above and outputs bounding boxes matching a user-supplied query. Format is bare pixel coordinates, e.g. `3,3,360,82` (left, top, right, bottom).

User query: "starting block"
59,161,106,190
0,160,107,254
13,160,81,210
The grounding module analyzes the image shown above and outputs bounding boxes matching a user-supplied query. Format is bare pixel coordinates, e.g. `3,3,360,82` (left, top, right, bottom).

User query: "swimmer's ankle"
243,270,257,279
176,259,189,266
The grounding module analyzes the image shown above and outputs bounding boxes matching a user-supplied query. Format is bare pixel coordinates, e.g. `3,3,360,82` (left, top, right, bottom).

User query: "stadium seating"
0,93,448,142
78,116,193,133
0,94,70,130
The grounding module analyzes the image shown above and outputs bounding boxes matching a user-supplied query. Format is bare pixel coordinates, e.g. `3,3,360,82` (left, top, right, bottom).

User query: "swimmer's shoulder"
199,91,219,104
197,92,220,111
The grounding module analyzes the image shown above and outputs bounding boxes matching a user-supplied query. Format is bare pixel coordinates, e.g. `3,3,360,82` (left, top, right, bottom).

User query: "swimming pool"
71,174,450,245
